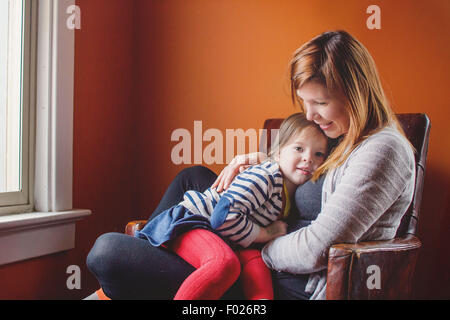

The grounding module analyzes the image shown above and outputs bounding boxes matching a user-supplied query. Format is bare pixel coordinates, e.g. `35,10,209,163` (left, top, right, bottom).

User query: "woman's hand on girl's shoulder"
211,152,268,192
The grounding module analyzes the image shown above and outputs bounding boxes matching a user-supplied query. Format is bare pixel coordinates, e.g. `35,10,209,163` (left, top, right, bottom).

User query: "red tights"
169,229,273,300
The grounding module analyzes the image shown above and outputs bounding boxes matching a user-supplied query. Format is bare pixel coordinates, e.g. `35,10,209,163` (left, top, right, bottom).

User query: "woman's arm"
212,152,268,192
261,131,415,274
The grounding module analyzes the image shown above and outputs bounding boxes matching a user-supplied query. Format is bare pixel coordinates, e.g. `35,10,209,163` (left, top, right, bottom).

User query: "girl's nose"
303,152,313,163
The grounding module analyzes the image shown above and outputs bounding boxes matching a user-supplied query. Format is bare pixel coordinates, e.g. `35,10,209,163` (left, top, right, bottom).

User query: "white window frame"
0,0,90,266
0,0,32,210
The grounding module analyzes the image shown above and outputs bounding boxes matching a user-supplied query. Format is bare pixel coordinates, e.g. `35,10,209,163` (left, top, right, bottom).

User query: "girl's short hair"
289,30,409,180
268,112,326,160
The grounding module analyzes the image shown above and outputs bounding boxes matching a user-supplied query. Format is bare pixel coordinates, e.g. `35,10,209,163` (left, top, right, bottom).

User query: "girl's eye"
295,147,303,152
315,152,325,157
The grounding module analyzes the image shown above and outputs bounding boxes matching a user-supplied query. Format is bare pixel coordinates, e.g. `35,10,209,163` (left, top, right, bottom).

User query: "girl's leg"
169,229,241,300
236,249,274,300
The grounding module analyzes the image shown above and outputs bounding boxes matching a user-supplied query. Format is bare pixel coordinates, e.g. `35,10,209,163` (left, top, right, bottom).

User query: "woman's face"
296,81,350,139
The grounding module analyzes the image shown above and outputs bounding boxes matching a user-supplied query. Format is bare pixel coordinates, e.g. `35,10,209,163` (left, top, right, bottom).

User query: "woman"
86,30,415,300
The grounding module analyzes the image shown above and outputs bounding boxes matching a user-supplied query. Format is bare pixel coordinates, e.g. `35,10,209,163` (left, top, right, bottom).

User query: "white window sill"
0,209,91,266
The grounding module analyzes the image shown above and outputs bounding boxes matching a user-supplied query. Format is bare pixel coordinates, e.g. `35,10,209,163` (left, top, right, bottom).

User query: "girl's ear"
271,149,280,162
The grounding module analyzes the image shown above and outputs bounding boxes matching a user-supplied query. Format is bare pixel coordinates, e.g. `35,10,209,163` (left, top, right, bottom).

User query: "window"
0,0,34,215
0,0,90,266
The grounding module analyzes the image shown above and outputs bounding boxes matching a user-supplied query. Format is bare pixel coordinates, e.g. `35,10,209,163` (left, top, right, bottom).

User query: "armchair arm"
125,220,148,236
326,235,421,300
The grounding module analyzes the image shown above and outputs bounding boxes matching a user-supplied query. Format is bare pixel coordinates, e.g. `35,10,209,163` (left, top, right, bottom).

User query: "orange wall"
133,0,450,300
0,0,448,299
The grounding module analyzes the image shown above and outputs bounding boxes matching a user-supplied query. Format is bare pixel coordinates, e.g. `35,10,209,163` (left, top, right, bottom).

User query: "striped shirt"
179,160,284,248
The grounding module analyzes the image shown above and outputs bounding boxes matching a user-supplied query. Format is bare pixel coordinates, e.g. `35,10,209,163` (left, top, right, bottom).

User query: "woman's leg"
236,249,274,300
86,232,196,299
148,166,218,221
169,229,241,300
86,166,221,299
271,272,312,300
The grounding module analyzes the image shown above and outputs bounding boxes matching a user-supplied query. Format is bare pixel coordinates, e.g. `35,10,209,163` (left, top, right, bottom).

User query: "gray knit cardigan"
261,124,416,300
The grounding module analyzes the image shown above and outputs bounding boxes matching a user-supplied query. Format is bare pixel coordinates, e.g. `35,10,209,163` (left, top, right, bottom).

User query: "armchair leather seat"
326,234,421,299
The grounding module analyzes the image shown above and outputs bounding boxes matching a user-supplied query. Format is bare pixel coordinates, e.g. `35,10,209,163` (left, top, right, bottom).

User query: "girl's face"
276,126,328,192
296,81,350,139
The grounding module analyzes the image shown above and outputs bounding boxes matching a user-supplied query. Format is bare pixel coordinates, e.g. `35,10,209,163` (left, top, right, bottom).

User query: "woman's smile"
316,121,333,131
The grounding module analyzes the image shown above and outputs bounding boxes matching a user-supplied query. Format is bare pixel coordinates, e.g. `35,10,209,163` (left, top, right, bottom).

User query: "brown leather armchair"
125,113,431,300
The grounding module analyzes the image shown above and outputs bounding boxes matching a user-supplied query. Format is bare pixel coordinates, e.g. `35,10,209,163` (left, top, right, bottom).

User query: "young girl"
134,112,328,300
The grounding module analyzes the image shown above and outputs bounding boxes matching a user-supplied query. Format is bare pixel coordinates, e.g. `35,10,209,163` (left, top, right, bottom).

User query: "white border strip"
35,0,74,212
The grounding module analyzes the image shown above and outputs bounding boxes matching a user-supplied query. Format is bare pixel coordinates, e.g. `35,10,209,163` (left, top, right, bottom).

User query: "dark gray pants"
86,166,319,300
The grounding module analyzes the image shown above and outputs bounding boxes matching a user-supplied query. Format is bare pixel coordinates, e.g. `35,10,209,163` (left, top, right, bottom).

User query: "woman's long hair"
289,30,408,180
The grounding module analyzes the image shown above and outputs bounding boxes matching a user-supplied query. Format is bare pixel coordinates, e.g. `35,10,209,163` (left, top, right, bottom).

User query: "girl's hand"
212,152,268,192
266,220,288,239
254,220,288,243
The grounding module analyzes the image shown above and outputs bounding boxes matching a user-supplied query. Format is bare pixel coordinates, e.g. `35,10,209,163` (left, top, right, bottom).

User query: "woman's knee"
86,232,124,278
176,165,217,185
182,165,214,175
